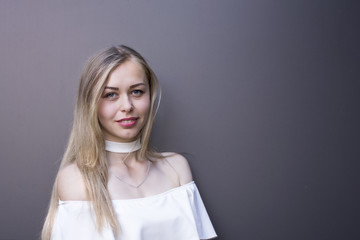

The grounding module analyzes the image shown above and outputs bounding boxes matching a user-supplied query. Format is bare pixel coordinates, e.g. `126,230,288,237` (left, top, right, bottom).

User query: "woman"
41,45,217,240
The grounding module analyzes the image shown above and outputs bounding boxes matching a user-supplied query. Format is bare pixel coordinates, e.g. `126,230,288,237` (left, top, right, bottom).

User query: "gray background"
0,0,359,239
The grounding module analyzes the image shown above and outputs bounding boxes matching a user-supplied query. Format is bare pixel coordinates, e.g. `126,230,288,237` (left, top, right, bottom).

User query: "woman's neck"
105,139,141,164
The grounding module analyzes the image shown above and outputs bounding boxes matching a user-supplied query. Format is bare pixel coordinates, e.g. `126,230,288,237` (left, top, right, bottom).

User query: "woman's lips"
116,117,138,128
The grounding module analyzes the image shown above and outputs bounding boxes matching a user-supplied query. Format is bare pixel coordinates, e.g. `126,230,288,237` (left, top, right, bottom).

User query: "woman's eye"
104,92,117,98
132,90,143,96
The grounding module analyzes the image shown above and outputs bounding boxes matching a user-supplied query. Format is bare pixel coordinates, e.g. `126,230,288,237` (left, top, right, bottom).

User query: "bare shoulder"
162,152,193,185
57,163,87,201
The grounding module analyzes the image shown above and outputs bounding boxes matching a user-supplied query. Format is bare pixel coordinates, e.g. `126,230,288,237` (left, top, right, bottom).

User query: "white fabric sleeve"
189,184,217,239
51,201,114,240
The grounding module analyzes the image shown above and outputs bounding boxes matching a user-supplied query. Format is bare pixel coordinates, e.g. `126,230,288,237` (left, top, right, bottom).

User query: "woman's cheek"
99,103,116,120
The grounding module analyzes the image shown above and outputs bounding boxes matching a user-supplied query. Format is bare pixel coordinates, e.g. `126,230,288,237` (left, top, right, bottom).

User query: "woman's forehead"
106,60,147,86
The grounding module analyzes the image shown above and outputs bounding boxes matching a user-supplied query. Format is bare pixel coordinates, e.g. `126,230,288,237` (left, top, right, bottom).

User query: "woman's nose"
119,95,133,112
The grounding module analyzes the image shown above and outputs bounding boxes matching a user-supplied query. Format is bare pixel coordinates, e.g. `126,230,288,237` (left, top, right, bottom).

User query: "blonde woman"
41,45,217,240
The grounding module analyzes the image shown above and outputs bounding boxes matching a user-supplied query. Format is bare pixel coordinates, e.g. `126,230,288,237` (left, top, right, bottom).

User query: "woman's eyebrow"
104,86,119,90
104,83,145,90
129,83,146,89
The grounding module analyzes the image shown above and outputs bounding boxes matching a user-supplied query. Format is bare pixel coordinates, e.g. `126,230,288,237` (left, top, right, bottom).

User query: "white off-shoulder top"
51,181,217,240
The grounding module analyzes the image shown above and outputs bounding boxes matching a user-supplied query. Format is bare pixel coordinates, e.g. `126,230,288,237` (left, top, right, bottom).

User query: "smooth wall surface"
0,1,359,239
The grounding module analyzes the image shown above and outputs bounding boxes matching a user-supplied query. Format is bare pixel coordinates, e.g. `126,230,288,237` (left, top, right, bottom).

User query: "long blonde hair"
41,45,161,240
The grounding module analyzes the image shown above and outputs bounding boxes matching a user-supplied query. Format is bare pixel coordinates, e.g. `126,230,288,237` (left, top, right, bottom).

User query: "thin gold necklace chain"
114,160,151,188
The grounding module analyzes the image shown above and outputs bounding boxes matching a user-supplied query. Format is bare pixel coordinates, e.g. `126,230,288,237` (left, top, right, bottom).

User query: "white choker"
105,139,141,153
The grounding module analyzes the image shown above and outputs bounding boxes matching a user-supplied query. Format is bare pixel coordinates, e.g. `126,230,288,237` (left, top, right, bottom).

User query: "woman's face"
97,60,151,142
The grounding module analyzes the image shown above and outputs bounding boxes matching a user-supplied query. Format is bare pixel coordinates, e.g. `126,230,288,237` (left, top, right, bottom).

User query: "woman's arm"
163,153,193,185
57,163,87,201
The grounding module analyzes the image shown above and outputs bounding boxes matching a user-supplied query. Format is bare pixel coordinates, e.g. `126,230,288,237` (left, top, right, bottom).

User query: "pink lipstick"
116,117,138,128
